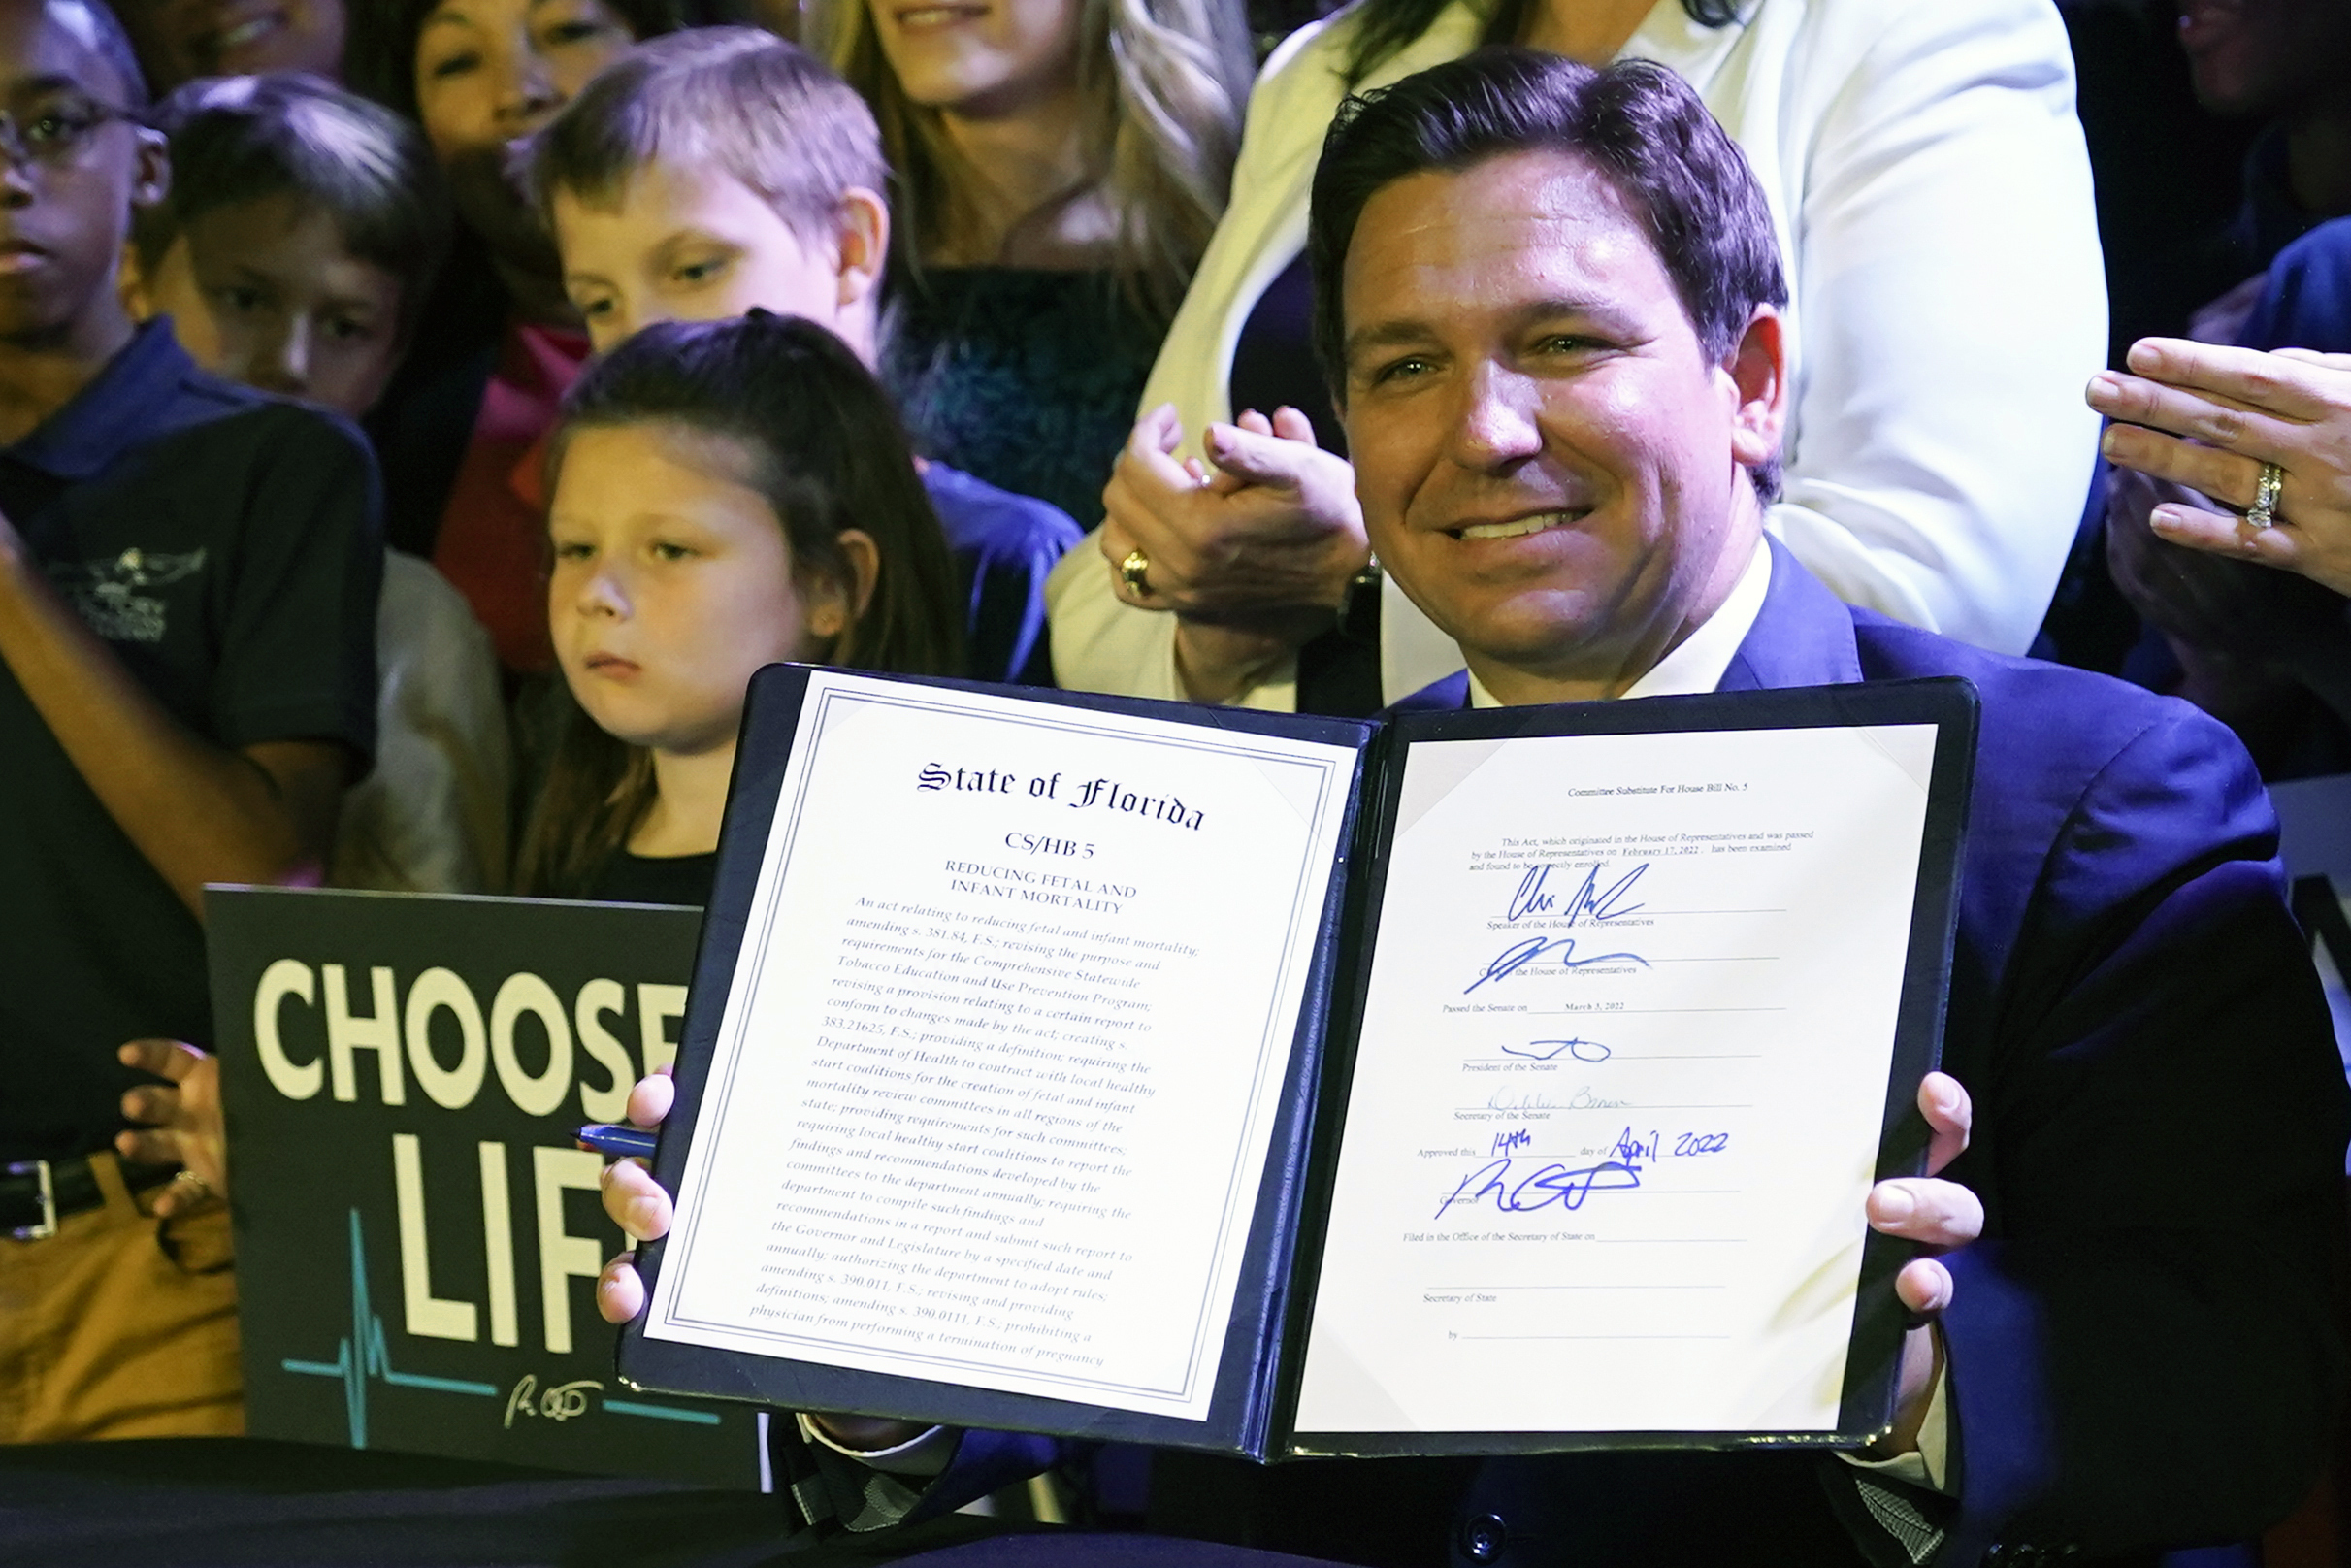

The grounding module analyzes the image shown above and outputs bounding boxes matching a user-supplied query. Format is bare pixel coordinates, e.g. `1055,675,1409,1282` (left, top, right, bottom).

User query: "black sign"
207,888,763,1485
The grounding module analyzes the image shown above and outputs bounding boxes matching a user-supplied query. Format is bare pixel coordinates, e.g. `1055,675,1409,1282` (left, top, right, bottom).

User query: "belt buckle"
5,1160,55,1240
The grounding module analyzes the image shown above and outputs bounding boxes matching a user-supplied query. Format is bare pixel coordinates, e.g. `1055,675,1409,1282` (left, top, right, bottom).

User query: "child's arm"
0,522,353,914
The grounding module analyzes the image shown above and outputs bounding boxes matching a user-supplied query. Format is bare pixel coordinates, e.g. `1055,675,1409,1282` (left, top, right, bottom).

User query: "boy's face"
553,161,867,359
0,0,164,346
135,193,404,418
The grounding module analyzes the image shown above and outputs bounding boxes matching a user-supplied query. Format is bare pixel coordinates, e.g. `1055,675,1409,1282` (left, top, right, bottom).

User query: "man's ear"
1722,305,1787,475
130,127,170,212
833,188,889,313
804,527,883,645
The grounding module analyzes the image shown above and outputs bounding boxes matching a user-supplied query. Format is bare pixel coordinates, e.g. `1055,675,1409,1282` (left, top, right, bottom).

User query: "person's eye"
423,49,481,81
539,14,623,49
1370,354,1434,386
323,314,376,343
551,539,595,561
20,102,94,148
209,285,266,315
1533,333,1604,357
672,254,730,287
649,539,696,562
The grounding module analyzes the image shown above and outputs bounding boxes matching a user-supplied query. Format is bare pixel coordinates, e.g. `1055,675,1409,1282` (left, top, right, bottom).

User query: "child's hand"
115,1039,227,1216
594,1066,674,1323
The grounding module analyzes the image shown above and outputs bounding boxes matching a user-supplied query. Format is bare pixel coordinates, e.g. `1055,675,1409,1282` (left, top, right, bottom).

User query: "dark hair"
1344,0,1743,84
1308,49,1787,494
342,0,753,119
532,27,883,248
516,311,965,896
134,73,451,334
64,0,147,107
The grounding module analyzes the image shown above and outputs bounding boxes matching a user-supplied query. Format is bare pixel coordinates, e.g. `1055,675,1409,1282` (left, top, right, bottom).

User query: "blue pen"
576,1124,659,1160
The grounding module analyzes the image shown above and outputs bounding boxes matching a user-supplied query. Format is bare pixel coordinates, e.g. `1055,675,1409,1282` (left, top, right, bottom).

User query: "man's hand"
590,1068,928,1453
1864,1071,1981,1456
115,1039,226,1217
1102,405,1368,702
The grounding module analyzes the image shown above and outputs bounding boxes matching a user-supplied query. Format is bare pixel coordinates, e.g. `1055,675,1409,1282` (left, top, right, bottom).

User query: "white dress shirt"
1044,0,2106,709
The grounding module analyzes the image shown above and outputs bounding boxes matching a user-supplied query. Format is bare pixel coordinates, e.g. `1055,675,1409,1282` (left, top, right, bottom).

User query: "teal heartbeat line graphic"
282,1207,723,1444
281,1208,499,1447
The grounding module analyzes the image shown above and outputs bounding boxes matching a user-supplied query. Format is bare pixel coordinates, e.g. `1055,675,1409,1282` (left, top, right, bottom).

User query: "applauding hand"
1102,404,1367,702
2089,341,2351,596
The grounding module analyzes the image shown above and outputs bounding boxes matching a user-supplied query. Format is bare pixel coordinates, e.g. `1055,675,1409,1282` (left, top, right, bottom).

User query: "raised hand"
2090,342,2351,597
1101,405,1368,702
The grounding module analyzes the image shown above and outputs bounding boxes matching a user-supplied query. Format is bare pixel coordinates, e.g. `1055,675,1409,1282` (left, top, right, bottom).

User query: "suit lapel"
1714,538,1865,694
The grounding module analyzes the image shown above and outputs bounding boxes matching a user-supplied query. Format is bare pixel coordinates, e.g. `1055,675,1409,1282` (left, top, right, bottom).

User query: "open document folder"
618,666,1975,1461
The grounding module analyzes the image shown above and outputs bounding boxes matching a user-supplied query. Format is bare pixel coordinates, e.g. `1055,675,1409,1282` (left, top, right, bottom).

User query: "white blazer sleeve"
1765,0,2106,656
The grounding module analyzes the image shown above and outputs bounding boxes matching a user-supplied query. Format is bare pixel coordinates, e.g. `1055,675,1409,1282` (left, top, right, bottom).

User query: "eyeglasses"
0,98,136,170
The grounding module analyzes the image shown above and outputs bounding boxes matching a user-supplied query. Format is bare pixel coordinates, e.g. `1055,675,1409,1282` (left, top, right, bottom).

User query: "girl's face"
413,0,637,268
866,0,1082,119
549,422,860,757
129,0,348,86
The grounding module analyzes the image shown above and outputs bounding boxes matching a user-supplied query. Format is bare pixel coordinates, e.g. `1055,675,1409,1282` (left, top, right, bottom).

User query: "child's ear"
804,528,883,645
833,189,889,313
129,128,171,213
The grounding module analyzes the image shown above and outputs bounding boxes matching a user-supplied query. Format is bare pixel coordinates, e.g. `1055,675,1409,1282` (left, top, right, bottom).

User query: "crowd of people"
6,0,2351,1563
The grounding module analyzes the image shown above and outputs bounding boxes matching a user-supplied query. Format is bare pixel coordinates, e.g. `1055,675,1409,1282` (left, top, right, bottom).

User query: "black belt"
2,1155,179,1241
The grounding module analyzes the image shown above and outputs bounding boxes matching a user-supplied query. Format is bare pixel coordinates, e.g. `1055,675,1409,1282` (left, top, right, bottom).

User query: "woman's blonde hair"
808,0,1254,317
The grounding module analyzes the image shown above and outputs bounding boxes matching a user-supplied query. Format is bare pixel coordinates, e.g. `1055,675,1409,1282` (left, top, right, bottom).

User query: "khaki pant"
0,1154,242,1442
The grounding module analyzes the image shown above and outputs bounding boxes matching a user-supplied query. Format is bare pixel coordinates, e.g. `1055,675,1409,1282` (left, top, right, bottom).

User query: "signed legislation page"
645,672,1357,1421
1293,721,1940,1439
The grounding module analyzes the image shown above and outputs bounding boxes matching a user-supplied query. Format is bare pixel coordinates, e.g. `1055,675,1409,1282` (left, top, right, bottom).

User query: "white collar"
1467,539,1772,708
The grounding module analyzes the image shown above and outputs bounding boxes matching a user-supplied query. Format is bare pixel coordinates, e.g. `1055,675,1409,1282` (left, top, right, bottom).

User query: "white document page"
1294,722,1939,1436
647,673,1358,1420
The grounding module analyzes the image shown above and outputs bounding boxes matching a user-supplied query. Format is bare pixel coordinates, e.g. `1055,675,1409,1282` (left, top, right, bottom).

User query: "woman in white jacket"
1046,0,2107,708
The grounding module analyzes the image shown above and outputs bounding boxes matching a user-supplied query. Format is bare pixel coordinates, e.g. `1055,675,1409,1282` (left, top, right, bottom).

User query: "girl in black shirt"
513,312,964,904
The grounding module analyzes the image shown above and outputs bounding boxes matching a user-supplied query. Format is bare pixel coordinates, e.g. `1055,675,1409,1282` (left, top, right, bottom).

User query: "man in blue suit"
598,49,2349,1567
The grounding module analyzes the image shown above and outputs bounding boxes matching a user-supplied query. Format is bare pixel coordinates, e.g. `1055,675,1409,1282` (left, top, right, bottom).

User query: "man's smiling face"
1338,147,1771,697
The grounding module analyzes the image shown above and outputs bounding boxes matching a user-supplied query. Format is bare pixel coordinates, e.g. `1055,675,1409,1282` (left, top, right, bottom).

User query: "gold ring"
172,1170,212,1199
2248,461,2285,529
1120,549,1152,597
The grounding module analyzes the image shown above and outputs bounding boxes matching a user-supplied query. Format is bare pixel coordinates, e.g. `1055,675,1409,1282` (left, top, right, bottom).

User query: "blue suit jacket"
813,543,2349,1567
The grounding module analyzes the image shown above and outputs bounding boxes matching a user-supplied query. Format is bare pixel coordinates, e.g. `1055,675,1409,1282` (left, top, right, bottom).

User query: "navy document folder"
616,665,1977,1461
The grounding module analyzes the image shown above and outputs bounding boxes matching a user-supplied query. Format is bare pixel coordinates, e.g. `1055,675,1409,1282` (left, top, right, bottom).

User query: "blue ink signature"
1465,938,1649,995
1503,1038,1612,1062
1506,862,1649,925
1436,1155,1644,1219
